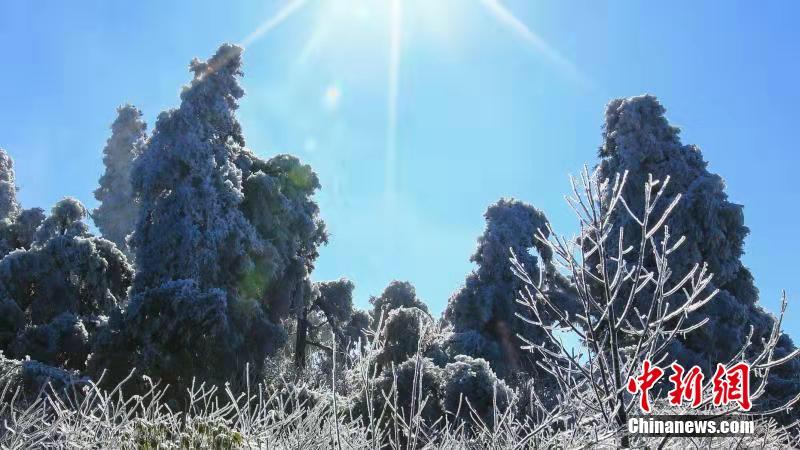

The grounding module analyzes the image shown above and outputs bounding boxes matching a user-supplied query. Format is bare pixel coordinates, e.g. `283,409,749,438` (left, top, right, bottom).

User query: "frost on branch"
513,166,800,447
597,94,800,416
93,104,147,256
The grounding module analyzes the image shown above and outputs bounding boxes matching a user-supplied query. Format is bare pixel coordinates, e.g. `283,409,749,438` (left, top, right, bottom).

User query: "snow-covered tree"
596,94,800,413
369,357,445,435
377,306,436,370
0,198,132,371
341,309,370,356
293,278,355,370
119,44,276,388
92,105,146,255
100,44,326,391
0,149,46,352
236,151,327,321
369,281,429,326
0,149,45,259
129,45,260,294
33,197,91,243
442,199,575,382
0,149,20,221
3,209,46,251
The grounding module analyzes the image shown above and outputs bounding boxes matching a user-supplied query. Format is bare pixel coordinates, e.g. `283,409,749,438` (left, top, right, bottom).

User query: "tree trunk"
294,308,309,370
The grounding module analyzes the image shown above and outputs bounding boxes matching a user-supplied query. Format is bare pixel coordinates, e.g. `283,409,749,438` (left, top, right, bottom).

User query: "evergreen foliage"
293,278,357,370
93,104,147,255
440,355,514,428
0,42,797,446
369,281,429,325
0,149,45,259
0,198,132,371
97,44,327,392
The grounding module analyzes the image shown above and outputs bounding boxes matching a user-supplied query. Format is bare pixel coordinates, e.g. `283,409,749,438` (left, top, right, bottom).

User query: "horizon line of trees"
0,43,797,429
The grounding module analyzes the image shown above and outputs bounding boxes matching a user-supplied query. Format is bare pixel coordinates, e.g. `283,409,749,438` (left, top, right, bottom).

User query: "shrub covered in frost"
0,198,132,371
440,355,514,429
377,307,435,370
93,104,146,255
356,357,445,434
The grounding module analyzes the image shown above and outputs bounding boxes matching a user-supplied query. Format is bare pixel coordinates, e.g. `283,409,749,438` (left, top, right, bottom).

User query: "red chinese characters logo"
668,363,704,408
711,362,752,411
626,359,664,413
627,361,751,413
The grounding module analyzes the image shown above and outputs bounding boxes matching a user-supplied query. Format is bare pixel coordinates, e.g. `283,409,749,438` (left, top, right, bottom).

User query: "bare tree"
512,168,800,447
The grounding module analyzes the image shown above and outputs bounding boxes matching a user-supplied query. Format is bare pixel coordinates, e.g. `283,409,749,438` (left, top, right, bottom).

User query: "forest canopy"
0,44,797,448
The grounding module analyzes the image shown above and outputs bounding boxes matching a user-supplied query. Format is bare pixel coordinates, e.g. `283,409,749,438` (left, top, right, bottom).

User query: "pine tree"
129,44,260,294
93,105,146,255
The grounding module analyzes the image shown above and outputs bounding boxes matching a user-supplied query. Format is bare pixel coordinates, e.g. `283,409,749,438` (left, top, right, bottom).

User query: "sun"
237,0,586,199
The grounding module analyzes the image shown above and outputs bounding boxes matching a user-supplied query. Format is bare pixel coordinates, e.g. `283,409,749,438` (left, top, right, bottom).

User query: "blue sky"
1,1,798,338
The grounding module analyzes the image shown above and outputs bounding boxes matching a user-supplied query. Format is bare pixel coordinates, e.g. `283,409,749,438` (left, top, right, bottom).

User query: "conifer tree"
102,44,326,391
369,280,429,325
93,105,146,255
293,278,356,370
0,148,20,221
0,149,45,259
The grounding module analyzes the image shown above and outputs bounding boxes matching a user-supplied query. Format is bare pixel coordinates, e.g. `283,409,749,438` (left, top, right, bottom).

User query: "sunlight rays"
238,0,589,200
385,0,402,202
239,0,310,48
478,0,590,87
